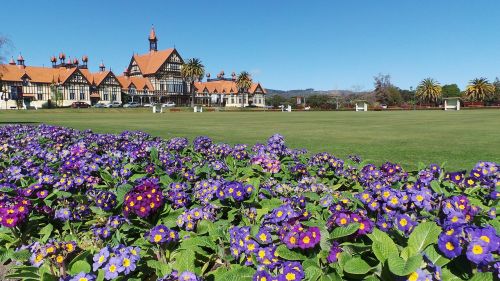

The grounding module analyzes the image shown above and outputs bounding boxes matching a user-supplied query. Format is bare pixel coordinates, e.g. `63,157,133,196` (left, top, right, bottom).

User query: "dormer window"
129,86,136,95
144,89,148,95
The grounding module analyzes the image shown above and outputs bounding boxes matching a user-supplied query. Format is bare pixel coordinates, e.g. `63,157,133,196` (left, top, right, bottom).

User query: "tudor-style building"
81,63,121,105
0,27,267,109
0,54,121,108
117,27,187,105
193,71,266,107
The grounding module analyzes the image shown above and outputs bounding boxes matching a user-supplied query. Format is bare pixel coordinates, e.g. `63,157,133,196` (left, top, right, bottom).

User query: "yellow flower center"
109,264,116,273
445,242,454,251
408,272,419,281
480,235,490,243
472,244,483,255
154,234,162,242
400,219,408,227
302,236,310,244
285,273,296,280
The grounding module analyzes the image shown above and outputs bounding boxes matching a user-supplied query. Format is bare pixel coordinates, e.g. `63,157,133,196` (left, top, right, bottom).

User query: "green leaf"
319,272,342,281
330,223,359,239
172,249,196,273
129,173,147,183
387,254,423,276
469,272,493,281
304,265,322,281
39,223,54,243
407,221,441,255
343,257,372,275
11,249,31,262
216,265,256,281
275,244,307,261
368,228,399,262
423,245,450,267
69,260,91,275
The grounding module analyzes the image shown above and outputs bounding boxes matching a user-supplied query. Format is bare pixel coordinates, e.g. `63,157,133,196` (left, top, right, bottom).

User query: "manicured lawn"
1,108,499,170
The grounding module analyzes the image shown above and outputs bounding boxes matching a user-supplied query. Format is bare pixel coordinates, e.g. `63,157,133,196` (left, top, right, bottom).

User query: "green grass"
1,108,499,170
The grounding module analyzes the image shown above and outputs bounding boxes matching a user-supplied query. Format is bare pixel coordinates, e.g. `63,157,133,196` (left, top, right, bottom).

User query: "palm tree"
236,71,252,108
416,78,442,104
181,58,205,107
465,78,495,102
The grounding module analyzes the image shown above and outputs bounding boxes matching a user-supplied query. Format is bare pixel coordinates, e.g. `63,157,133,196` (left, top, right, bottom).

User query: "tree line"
267,75,500,109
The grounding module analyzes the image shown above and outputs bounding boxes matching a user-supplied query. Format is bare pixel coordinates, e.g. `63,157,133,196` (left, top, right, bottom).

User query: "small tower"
81,55,88,68
9,57,16,65
149,26,158,52
50,56,57,67
99,61,105,72
59,52,66,64
17,54,25,67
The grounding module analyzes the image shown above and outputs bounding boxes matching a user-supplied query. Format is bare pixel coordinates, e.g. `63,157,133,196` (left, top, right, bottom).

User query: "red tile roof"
131,48,175,75
0,64,81,84
117,75,153,90
194,80,266,95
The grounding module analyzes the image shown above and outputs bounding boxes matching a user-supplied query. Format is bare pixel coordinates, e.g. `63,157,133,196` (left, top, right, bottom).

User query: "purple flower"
466,239,493,265
437,234,462,258
104,256,124,280
327,242,342,263
395,214,415,234
92,247,110,271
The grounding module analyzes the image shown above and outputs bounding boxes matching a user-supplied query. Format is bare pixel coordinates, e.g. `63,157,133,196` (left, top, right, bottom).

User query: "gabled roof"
130,48,180,75
194,80,266,95
0,64,83,84
80,69,117,87
117,75,153,90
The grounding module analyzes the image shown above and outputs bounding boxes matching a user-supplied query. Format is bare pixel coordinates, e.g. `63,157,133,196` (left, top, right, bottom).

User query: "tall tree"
489,77,500,104
372,74,402,106
441,84,461,98
236,71,252,108
181,58,205,107
465,78,495,102
416,78,442,104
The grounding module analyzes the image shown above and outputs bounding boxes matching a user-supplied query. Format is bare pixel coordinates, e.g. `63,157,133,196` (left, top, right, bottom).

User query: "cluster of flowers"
87,189,117,211
438,225,499,265
0,195,31,227
91,215,128,239
177,205,217,231
1,125,499,280
92,244,141,280
216,181,254,202
229,226,279,268
54,201,91,222
123,179,164,218
27,240,78,267
326,209,374,236
280,223,321,250
145,224,179,244
254,261,305,281
166,182,191,209
192,179,221,205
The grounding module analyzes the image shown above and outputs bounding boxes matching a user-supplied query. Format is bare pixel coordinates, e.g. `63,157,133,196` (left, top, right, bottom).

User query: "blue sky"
2,0,500,91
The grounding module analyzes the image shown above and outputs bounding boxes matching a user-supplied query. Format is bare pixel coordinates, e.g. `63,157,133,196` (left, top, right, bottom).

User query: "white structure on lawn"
443,97,460,111
355,100,368,112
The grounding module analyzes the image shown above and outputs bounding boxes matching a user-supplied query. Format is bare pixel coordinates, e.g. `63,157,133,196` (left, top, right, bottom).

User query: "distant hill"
266,88,368,97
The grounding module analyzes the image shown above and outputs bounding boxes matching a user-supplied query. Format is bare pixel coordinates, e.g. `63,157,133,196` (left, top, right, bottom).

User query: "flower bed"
0,124,498,281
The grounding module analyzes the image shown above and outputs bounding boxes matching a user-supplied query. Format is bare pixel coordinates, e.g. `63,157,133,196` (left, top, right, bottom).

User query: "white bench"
194,106,203,113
